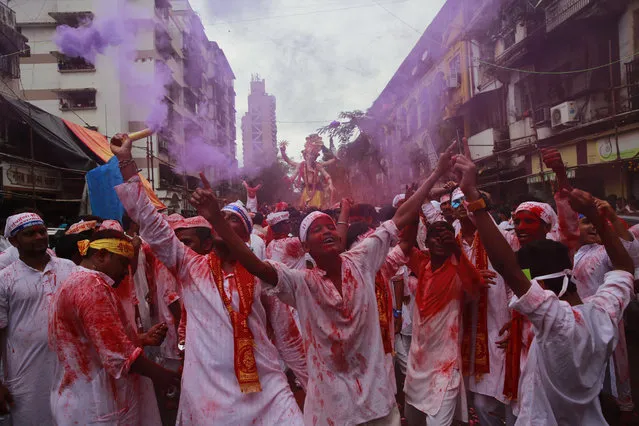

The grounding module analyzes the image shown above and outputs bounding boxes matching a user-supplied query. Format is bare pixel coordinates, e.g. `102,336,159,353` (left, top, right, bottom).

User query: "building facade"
241,76,277,172
367,0,639,207
0,0,28,98
14,0,236,211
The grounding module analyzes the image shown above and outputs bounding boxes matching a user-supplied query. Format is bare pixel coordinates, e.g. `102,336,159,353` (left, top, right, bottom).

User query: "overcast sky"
189,0,446,165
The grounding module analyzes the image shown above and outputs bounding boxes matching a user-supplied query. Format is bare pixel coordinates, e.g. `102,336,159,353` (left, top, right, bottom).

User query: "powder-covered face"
514,211,548,246
426,222,456,258
304,216,341,258
578,217,600,245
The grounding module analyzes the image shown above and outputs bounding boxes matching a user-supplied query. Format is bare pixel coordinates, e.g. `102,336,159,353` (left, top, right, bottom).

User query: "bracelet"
393,309,402,318
118,159,135,168
337,221,348,226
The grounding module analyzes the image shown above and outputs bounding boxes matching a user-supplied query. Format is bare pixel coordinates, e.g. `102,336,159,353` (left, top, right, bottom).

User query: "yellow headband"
77,238,135,259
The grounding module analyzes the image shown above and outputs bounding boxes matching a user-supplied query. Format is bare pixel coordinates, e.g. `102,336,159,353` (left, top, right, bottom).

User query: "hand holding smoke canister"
128,128,154,142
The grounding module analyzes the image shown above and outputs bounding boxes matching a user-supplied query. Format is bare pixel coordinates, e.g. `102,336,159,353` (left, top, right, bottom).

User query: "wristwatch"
393,309,402,318
465,193,490,213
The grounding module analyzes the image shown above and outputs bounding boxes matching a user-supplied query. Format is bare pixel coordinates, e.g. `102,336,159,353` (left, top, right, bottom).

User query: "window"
503,30,516,50
449,54,461,86
57,54,95,72
58,89,96,111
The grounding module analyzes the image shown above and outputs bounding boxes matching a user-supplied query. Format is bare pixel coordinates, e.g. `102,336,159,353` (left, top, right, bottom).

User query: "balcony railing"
545,0,591,32
0,55,19,79
57,55,95,72
0,2,17,29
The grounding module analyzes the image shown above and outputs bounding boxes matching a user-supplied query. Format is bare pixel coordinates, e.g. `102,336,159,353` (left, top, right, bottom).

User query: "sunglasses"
451,197,465,209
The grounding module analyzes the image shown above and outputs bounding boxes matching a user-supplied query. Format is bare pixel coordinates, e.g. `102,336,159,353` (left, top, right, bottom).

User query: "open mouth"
321,235,337,248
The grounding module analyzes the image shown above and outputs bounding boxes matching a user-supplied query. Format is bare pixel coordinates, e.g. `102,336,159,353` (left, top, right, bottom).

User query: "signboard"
592,133,639,163
1,162,63,193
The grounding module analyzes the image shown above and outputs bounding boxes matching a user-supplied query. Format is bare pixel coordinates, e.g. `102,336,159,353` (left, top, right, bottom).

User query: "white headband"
533,269,573,298
267,211,290,227
299,211,333,242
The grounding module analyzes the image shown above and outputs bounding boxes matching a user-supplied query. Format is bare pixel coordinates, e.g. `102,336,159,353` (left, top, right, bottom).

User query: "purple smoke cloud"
54,19,123,64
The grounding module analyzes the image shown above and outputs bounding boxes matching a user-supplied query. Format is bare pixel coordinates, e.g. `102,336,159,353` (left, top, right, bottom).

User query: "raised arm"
190,173,279,286
453,155,531,297
280,143,300,168
595,198,633,242
393,142,456,229
542,148,580,251
111,134,191,275
564,189,634,274
336,198,351,251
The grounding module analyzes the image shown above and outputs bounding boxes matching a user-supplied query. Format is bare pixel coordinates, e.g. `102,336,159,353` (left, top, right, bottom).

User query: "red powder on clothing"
573,310,584,325
330,341,349,372
285,240,304,259
355,378,363,395
355,353,368,375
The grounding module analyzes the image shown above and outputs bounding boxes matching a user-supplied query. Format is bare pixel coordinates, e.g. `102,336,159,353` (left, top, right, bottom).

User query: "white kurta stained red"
115,177,303,425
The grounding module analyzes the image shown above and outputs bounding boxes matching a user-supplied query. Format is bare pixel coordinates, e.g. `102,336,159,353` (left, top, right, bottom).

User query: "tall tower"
242,75,277,171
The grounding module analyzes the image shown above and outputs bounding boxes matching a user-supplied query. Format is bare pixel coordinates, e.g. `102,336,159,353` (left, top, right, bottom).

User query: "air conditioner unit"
550,101,578,128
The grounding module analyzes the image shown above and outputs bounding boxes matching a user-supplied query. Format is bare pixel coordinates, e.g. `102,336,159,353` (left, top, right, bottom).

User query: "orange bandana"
375,271,394,355
461,233,490,380
208,253,262,393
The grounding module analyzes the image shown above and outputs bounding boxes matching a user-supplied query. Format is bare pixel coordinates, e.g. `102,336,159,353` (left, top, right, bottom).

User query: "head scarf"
392,194,406,208
514,201,557,230
65,220,98,235
98,220,124,232
299,211,333,243
451,187,464,202
165,213,185,230
267,211,290,227
222,202,253,235
177,216,213,231
77,238,135,259
4,213,45,238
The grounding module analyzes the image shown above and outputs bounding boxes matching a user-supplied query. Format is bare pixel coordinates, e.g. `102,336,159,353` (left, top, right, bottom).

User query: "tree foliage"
316,110,366,145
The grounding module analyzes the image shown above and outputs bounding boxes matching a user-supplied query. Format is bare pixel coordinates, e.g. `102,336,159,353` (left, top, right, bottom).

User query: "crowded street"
2,0,639,425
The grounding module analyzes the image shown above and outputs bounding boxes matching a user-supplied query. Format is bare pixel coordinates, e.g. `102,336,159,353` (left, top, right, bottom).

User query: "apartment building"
241,76,277,172
14,0,237,208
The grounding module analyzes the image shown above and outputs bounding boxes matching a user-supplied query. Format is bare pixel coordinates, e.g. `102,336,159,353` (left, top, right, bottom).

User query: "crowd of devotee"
1,132,639,426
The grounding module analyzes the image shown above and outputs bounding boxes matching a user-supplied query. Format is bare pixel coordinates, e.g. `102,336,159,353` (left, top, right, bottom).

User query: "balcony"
48,11,94,27
57,88,97,111
0,2,28,58
54,53,95,73
545,0,591,32
0,2,16,29
467,128,503,160
0,55,19,79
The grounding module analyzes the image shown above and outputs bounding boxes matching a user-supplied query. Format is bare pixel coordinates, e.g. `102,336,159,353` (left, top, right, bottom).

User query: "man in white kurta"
510,270,634,424
0,213,77,425
267,220,402,426
49,266,146,424
116,176,303,425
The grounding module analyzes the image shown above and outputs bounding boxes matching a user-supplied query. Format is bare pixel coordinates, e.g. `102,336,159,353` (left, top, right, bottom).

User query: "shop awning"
0,94,98,170
64,119,167,210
